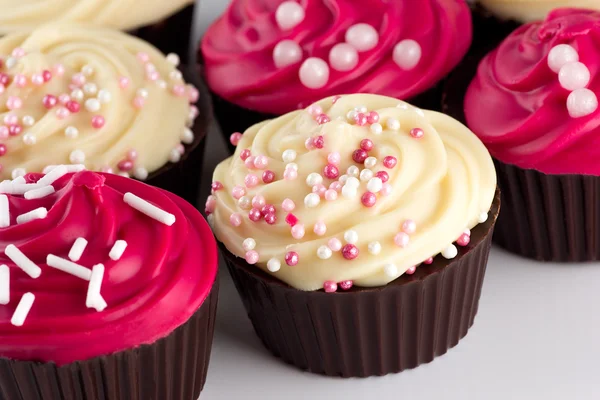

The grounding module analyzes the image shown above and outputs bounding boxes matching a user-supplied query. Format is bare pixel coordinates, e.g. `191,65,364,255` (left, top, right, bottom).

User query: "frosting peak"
465,8,600,174
0,169,217,365
210,94,496,291
202,0,472,114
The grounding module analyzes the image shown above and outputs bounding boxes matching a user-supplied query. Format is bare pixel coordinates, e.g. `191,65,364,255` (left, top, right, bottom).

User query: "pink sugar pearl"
323,281,338,293
424,257,433,264
245,250,259,264
394,232,410,248
253,155,269,169
402,219,416,234
367,111,380,124
262,170,275,183
342,244,359,260
305,137,315,150
264,213,277,225
324,189,338,201
312,184,327,197
230,213,242,226
375,171,389,183
248,208,262,222
328,238,342,252
291,224,305,239
240,149,251,161
380,183,392,196
314,221,327,236
339,280,353,290
285,251,299,266
307,104,323,116
251,195,266,209
91,115,105,129
283,168,297,180
360,139,373,152
456,233,471,247
323,163,339,179
244,174,259,188
330,181,343,192
211,181,223,192
244,155,256,169
261,204,276,216
232,186,245,199
352,149,368,163
327,152,341,165
405,266,417,275
383,156,397,169
361,191,376,207
230,132,242,146
282,199,295,212
410,127,424,139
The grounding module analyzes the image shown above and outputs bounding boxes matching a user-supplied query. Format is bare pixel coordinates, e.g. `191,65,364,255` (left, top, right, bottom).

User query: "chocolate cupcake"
0,0,197,62
0,24,209,205
208,93,499,377
447,9,600,261
200,0,473,153
0,167,218,399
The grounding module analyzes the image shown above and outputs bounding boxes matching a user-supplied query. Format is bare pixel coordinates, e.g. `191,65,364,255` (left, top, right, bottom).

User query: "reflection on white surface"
195,2,600,399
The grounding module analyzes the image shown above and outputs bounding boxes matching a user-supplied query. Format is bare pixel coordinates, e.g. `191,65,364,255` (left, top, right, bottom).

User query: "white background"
194,2,600,399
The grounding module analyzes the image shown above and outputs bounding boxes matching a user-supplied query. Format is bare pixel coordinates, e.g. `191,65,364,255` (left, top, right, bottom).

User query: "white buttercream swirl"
211,94,496,291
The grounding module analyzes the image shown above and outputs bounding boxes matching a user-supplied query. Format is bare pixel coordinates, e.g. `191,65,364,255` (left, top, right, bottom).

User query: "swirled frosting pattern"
0,24,199,180
0,0,193,33
201,0,472,115
210,94,496,291
0,169,217,365
477,0,600,23
465,8,600,174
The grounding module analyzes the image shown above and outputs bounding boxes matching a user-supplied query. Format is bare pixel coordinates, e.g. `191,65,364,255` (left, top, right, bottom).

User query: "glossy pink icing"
465,8,600,175
201,0,472,114
0,171,217,365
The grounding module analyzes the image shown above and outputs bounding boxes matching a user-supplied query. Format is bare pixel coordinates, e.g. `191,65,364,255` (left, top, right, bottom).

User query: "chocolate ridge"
221,190,499,377
0,274,218,400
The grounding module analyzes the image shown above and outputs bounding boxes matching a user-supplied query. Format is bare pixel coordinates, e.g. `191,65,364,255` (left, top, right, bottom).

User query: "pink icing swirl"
201,0,472,114
0,171,217,365
465,8,600,175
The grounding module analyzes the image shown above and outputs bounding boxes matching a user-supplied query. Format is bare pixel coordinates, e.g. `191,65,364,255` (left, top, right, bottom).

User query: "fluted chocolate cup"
221,190,499,378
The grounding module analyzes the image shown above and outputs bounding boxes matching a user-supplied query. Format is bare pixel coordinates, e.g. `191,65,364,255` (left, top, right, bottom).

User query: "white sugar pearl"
364,157,377,169
22,115,35,126
368,241,381,255
393,39,422,70
299,57,330,89
567,88,598,118
97,89,112,104
304,193,321,208
69,150,85,164
386,118,400,130
275,1,305,30
548,44,579,73
367,177,383,193
306,173,323,186
267,258,281,272
347,165,359,177
166,53,180,66
282,149,297,162
359,168,373,182
383,263,398,277
317,245,332,260
345,177,360,187
84,98,101,112
341,185,357,198
83,83,97,95
65,126,79,138
339,174,348,184
273,40,303,68
137,88,149,98
329,43,359,72
442,244,458,259
81,64,94,76
157,80,167,89
169,148,182,163
354,105,367,113
70,89,84,101
22,133,36,145
344,230,358,244
478,211,488,223
238,196,251,209
286,162,299,171
347,110,357,121
5,57,17,69
242,238,256,251
345,23,379,52
169,70,183,81
370,123,383,134
133,167,148,180
181,128,194,144
559,62,590,91
11,168,26,179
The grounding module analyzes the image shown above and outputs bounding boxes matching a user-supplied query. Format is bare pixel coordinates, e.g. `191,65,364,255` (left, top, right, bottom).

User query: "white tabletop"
194,3,600,399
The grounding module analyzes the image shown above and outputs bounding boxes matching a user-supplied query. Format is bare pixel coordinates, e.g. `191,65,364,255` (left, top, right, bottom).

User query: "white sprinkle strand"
68,237,88,262
46,254,92,280
123,192,176,226
16,207,47,224
24,185,55,200
94,295,108,312
11,292,34,327
0,264,9,305
3,183,40,195
86,264,105,311
38,165,68,186
12,176,25,185
109,240,128,260
11,168,26,179
5,245,41,279
66,164,86,173
0,195,9,228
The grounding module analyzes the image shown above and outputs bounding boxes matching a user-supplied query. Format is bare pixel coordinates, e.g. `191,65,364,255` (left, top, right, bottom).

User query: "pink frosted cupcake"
200,0,472,152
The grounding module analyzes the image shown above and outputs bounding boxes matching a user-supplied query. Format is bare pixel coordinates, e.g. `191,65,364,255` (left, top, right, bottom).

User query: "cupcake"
200,0,473,153
0,24,209,205
449,8,600,261
0,167,218,399
0,0,197,62
208,93,499,377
